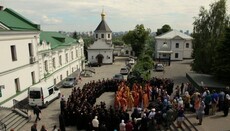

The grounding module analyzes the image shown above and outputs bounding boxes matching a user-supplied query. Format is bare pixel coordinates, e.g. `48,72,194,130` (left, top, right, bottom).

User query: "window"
28,43,34,57
52,58,56,68
71,51,73,60
186,43,189,48
101,34,104,38
65,53,68,63
108,34,110,38
76,50,78,58
66,71,69,76
59,55,62,66
60,75,63,81
175,53,179,58
44,60,48,72
48,88,54,95
163,54,166,57
92,56,94,59
29,91,40,99
96,34,98,38
126,50,129,54
31,71,35,84
14,78,20,92
11,45,17,61
54,78,57,85
176,43,179,48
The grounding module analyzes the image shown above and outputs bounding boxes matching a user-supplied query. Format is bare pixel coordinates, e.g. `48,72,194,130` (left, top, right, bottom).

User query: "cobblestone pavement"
20,58,230,131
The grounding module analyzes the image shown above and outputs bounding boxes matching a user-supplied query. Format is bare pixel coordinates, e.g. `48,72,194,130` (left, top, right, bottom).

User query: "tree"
213,26,230,79
192,0,229,74
156,24,172,36
122,24,150,57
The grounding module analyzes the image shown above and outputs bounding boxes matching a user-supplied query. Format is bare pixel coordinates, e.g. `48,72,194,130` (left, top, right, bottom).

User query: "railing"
0,120,6,131
13,99,31,120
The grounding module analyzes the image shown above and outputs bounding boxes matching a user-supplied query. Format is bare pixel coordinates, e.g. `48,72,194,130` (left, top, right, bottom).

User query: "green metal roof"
40,31,78,49
0,8,40,31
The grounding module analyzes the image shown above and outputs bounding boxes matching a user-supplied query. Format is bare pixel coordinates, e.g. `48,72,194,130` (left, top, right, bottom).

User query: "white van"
28,82,61,107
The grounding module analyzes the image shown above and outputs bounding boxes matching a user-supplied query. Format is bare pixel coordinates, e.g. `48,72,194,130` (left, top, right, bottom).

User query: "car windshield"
66,78,74,81
29,91,41,99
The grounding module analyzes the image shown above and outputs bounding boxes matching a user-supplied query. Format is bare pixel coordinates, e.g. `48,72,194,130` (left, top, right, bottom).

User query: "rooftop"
155,30,193,40
40,31,78,49
0,8,40,31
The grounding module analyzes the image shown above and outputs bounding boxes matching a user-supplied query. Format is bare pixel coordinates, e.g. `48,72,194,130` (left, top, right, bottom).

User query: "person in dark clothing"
223,94,230,117
59,113,66,131
31,123,37,131
33,105,41,122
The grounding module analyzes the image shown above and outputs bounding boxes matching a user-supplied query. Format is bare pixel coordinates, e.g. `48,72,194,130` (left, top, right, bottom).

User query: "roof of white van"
30,81,54,89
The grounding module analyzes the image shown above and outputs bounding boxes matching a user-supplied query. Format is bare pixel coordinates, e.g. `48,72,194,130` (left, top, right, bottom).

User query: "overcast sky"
1,0,230,33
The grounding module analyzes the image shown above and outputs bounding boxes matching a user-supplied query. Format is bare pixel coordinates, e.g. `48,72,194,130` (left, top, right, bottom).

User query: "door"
96,54,104,65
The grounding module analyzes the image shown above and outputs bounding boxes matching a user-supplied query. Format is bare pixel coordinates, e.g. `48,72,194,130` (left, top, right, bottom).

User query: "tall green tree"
192,0,229,73
213,26,230,79
122,24,150,57
156,24,172,36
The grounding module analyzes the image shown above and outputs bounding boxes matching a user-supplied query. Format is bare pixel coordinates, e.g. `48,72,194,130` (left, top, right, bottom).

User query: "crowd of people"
28,75,230,131
59,77,185,131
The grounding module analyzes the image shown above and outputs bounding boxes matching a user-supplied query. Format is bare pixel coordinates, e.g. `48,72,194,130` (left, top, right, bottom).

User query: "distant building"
38,31,85,85
87,10,114,64
0,8,40,106
155,30,193,61
114,45,134,57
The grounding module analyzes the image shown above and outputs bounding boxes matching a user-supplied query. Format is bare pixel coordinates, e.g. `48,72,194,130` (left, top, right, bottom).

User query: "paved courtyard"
20,58,230,131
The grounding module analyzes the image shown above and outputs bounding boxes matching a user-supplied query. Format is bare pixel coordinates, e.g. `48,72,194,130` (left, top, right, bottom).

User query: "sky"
1,0,230,33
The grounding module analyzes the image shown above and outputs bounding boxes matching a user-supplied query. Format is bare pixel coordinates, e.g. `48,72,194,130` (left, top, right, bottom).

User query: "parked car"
128,58,135,65
120,67,129,75
88,62,101,67
155,63,164,71
62,76,77,87
113,74,124,81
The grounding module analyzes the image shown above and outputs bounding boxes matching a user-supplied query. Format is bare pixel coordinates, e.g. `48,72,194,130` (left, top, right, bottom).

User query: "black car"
88,62,101,67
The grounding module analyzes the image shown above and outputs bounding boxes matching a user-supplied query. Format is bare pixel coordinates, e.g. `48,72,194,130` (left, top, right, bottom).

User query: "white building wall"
38,42,85,85
155,39,192,60
88,50,113,64
0,32,40,106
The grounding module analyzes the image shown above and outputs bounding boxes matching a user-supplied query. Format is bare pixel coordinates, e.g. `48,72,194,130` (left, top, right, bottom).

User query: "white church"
87,10,114,65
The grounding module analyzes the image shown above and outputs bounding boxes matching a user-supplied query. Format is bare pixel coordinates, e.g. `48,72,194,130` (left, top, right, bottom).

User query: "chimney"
0,6,4,11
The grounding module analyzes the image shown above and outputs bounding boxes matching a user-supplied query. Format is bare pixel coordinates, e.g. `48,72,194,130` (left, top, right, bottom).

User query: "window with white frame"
186,43,189,48
44,60,48,72
71,51,73,60
59,55,62,66
101,34,104,38
76,50,78,58
65,53,68,63
108,34,110,38
11,45,17,61
52,58,56,68
176,43,179,48
175,53,179,58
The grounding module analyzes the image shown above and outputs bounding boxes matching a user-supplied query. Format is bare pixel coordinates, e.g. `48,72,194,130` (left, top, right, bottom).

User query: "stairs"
168,116,198,131
0,109,29,131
